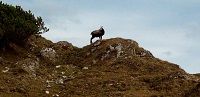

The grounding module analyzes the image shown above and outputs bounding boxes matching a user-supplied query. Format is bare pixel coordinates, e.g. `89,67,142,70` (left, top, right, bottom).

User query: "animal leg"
90,36,94,44
100,36,102,40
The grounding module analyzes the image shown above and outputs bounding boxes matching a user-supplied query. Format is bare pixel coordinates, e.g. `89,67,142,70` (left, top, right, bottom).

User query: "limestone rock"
40,47,57,64
16,58,39,74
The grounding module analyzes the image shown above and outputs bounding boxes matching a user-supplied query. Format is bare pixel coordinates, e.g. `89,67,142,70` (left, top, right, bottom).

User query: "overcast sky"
2,0,200,74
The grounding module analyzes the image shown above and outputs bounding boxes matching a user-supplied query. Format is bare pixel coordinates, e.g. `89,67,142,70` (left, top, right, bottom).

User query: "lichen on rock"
40,47,57,64
15,58,39,75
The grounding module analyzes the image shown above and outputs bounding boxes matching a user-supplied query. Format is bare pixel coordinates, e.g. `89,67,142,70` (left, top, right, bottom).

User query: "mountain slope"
76,38,199,96
0,35,199,97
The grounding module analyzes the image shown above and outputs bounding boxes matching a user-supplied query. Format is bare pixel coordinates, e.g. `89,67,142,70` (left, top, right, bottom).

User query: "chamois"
90,26,105,44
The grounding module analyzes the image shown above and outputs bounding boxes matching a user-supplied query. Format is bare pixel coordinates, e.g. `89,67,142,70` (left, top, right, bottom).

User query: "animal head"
99,26,104,30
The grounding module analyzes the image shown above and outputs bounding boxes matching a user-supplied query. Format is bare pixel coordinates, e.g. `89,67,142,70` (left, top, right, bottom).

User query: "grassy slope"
0,36,199,97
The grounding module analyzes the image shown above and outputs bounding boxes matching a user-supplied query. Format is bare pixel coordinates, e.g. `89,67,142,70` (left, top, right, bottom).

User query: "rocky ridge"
0,35,200,97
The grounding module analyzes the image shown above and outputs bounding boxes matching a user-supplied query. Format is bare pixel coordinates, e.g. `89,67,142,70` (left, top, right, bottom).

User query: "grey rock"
94,41,101,47
16,58,39,74
115,43,123,58
40,47,57,63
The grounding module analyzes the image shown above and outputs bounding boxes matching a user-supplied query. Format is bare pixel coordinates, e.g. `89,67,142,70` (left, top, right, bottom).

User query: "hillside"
0,35,199,97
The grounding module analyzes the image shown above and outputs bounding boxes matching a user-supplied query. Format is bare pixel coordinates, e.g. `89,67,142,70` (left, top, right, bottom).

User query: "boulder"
40,47,57,64
15,58,39,75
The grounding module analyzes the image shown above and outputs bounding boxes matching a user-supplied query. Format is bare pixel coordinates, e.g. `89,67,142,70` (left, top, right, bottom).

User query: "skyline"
2,0,200,74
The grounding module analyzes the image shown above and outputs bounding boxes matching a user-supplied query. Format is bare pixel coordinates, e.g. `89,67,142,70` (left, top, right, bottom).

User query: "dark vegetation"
0,1,49,46
0,2,200,97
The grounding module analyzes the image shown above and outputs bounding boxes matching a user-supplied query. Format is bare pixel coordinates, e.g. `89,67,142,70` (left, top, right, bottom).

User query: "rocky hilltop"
0,35,200,97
